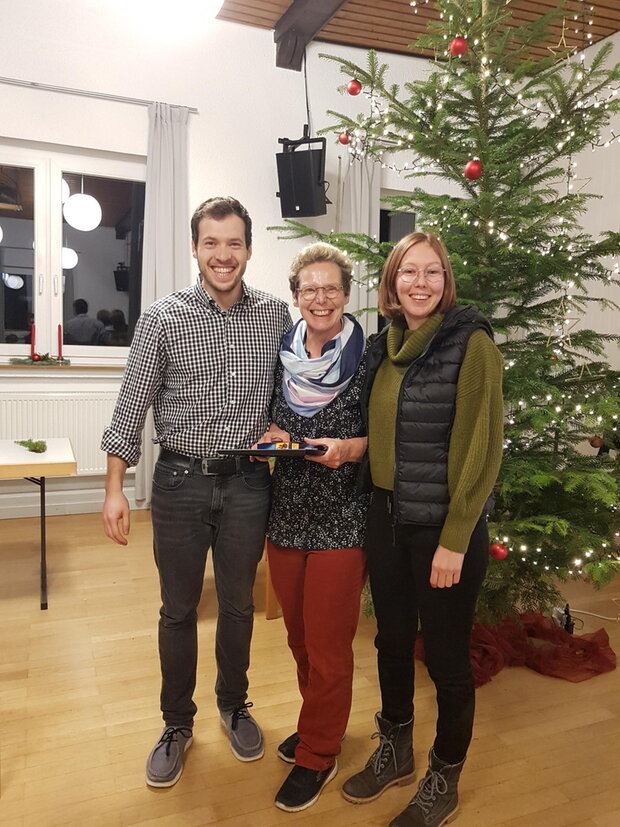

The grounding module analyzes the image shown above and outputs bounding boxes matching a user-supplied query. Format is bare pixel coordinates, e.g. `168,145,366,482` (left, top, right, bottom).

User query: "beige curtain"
134,102,191,504
336,155,380,336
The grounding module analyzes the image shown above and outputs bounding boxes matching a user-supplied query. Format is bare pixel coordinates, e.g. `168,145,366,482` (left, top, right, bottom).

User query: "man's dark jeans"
366,488,488,764
150,457,271,727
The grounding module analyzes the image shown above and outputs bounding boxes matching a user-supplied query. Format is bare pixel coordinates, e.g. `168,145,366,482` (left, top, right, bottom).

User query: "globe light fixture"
2,272,24,290
61,178,70,204
0,224,3,244
62,246,79,269
63,193,102,231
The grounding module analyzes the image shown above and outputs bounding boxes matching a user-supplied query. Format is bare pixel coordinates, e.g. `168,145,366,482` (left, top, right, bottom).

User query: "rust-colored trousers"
266,541,366,770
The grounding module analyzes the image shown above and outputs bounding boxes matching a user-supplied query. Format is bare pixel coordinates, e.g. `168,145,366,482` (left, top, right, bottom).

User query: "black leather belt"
159,449,255,476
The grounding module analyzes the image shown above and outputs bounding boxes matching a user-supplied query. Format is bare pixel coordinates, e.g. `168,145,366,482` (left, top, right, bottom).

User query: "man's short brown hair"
191,197,252,247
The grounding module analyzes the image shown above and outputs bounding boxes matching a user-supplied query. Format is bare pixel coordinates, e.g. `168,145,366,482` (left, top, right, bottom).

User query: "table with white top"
0,438,77,609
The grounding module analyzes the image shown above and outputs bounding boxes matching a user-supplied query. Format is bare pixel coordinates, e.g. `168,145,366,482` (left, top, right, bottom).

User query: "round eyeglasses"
297,285,344,301
397,266,445,284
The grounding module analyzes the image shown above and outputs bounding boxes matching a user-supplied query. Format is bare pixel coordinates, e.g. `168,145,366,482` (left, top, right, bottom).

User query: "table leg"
26,476,48,610
40,476,47,610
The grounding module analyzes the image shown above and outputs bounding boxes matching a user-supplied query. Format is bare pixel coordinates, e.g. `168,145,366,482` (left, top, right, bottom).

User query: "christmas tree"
274,0,620,622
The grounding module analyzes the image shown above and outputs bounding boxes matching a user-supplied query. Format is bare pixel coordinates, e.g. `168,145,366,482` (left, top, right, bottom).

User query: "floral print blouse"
266,353,370,550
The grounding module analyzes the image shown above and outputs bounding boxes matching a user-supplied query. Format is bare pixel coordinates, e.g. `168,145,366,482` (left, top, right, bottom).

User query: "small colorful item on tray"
256,441,327,453
219,442,327,458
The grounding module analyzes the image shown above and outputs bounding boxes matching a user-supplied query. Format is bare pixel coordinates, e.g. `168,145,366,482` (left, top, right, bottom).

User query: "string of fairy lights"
340,0,620,287
335,0,620,575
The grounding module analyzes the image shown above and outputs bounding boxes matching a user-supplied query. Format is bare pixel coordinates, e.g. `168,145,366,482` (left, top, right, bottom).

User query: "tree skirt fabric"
415,612,616,687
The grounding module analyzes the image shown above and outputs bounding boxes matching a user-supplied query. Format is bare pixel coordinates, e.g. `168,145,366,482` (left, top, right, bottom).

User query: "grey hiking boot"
220,701,264,761
341,713,415,804
145,725,193,787
389,748,465,826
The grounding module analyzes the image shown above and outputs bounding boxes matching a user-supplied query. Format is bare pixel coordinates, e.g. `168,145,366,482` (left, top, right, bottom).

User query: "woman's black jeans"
365,488,488,765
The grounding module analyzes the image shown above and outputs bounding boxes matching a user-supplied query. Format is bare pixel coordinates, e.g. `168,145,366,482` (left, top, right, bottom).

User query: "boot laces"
368,729,396,774
412,768,448,815
231,701,254,731
157,726,192,757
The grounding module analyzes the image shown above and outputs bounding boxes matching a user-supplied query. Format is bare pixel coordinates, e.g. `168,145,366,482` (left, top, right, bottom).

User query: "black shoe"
277,732,300,763
275,762,338,812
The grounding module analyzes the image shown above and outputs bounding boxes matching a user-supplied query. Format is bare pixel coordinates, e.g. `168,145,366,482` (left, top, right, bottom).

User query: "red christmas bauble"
338,131,351,145
449,36,468,57
589,435,603,448
489,543,508,560
346,79,362,96
32,353,41,362
464,159,483,180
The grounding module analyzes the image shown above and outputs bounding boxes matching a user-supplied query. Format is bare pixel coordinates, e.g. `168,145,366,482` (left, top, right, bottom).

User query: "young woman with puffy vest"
342,232,504,827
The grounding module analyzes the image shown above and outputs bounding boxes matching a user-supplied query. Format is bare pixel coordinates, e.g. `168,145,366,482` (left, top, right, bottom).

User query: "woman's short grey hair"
288,242,353,296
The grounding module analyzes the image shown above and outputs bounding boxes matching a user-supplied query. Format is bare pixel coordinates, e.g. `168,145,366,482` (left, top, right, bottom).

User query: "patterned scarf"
279,313,366,417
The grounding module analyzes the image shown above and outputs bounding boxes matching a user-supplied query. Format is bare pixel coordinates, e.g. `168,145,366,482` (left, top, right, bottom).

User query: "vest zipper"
392,327,442,523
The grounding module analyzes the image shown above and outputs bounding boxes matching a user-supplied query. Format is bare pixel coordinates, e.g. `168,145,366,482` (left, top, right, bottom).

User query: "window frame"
0,141,146,367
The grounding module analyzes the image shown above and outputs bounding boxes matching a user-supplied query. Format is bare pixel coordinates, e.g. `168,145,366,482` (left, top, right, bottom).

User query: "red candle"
30,324,35,360
58,323,63,360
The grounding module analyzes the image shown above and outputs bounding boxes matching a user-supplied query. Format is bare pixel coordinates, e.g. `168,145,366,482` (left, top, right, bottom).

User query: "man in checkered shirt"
101,197,292,788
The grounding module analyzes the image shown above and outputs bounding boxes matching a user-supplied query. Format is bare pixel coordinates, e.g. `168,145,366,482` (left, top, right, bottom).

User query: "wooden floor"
1,512,619,827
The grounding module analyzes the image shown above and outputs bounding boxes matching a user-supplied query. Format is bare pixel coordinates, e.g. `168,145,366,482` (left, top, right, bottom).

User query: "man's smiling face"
192,213,252,309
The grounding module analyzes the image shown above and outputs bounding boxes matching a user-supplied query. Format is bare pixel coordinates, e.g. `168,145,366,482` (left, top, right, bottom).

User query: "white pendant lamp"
2,272,24,290
62,246,79,269
63,193,102,231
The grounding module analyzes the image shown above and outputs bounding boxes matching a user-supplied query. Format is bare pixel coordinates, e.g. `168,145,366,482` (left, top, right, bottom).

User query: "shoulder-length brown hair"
378,232,457,321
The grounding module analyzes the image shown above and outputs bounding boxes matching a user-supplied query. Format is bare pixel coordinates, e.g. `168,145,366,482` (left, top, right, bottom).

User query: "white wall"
0,1,431,305
570,35,620,358
1,2,616,322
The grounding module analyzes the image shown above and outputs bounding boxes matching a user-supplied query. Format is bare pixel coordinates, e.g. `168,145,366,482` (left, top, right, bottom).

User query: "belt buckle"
201,457,236,475
201,458,218,475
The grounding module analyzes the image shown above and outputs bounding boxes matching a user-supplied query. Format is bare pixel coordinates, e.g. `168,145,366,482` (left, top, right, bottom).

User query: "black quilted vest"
363,304,494,525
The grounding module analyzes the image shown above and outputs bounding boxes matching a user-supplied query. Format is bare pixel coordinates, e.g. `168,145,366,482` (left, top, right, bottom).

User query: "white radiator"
0,392,117,474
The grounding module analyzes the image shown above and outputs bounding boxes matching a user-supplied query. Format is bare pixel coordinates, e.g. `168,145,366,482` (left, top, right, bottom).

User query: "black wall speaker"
276,132,328,218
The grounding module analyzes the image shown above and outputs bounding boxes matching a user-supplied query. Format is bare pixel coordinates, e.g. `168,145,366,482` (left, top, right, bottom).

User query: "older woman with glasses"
264,241,369,813
341,232,503,827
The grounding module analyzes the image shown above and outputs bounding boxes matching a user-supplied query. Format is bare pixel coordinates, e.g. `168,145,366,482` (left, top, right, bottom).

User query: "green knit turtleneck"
368,313,504,554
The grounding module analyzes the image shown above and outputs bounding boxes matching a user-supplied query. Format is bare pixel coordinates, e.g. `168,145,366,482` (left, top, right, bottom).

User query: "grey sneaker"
220,702,264,762
145,725,193,787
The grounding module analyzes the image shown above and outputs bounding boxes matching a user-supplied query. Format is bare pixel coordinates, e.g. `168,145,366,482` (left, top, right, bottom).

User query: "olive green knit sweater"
368,314,504,554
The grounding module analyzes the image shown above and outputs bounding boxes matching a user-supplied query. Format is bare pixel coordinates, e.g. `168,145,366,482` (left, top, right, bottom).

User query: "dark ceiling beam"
274,0,348,71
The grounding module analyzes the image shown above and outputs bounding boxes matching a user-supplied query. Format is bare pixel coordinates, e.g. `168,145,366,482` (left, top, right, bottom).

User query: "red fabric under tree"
415,612,616,687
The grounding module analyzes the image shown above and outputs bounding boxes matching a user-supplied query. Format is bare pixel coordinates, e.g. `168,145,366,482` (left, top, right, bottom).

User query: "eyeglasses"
296,285,344,301
397,266,445,284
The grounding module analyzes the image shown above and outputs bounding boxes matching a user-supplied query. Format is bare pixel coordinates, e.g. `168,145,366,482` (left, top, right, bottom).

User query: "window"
0,143,145,364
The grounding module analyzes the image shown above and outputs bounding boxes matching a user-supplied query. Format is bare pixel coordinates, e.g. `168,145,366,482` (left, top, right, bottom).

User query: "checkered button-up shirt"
101,279,292,466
